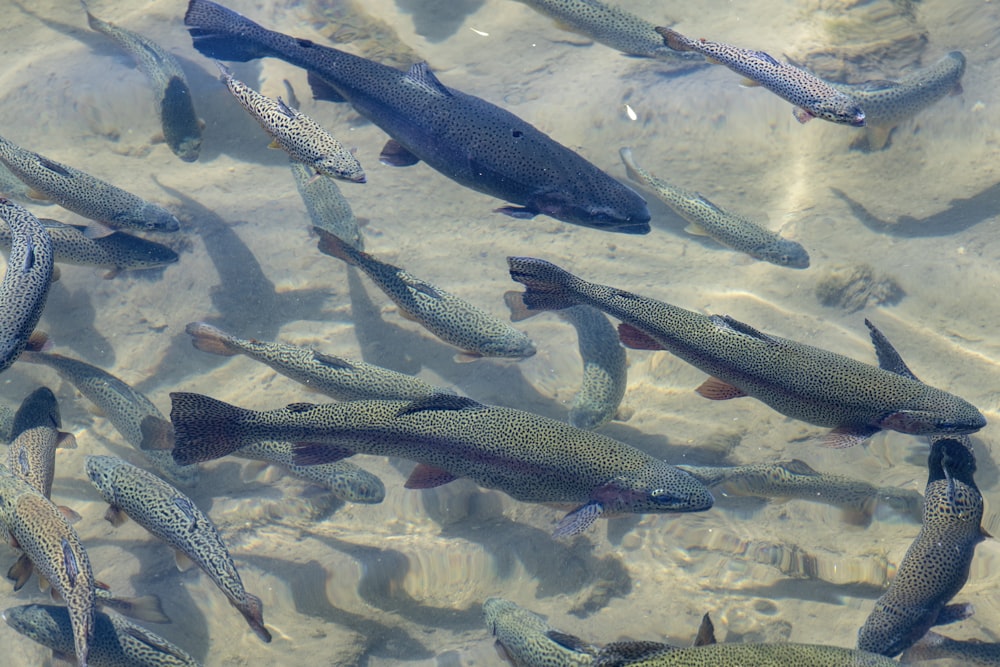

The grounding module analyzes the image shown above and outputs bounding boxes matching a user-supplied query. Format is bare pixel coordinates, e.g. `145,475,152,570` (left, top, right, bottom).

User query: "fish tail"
506,256,581,313
185,321,240,357
618,147,644,184
184,0,278,62
98,593,171,624
654,27,694,52
238,593,272,643
314,227,362,267
169,392,254,465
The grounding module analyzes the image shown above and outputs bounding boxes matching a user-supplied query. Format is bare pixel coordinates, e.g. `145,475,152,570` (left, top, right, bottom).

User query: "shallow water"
0,0,998,665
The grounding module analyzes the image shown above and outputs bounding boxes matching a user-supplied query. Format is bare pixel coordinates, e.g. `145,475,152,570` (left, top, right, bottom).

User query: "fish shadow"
38,281,116,367
706,576,885,607
394,0,485,43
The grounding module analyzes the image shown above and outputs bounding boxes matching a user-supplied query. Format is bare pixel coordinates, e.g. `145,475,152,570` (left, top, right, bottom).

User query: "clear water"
0,0,997,665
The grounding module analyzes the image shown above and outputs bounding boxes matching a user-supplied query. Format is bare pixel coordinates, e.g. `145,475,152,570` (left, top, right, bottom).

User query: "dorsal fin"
864,319,917,380
781,459,819,476
711,315,776,343
312,351,354,370
546,630,596,654
693,612,716,646
405,62,452,98
396,393,482,417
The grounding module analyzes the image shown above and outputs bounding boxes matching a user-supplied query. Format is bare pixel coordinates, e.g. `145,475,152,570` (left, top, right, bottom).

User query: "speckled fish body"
619,148,809,269
185,321,450,401
317,229,536,360
900,631,1000,666
0,162,55,207
8,387,68,499
289,160,364,250
0,465,94,667
506,257,986,446
216,63,364,182
0,218,177,277
593,641,899,666
184,0,650,233
84,456,271,643
514,0,703,64
483,597,598,667
169,392,714,536
857,438,985,657
18,351,198,487
655,27,866,127
5,603,201,667
233,440,385,503
834,52,966,150
81,1,202,162
0,200,53,375
0,137,179,233
557,305,627,430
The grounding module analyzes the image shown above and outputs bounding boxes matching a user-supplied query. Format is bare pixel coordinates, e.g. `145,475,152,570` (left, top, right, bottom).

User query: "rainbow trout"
234,441,385,504
80,1,202,162
168,392,714,537
0,199,53,375
317,229,536,361
183,0,650,233
0,137,179,232
289,160,363,250
0,218,177,278
593,640,898,666
4,603,200,667
619,148,809,269
484,597,598,667
655,28,866,127
84,456,271,643
856,437,986,657
0,464,95,667
900,630,1000,666
834,52,966,151
185,321,450,400
506,257,986,447
216,63,364,182
18,351,198,487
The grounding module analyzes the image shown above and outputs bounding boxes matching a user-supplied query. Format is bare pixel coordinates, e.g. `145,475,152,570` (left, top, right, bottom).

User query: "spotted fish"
168,392,714,537
216,62,364,182
619,148,809,268
84,455,271,643
80,1,202,162
0,199,53,375
506,257,986,447
593,639,898,666
900,630,1000,666
856,437,986,657
0,218,178,278
514,0,704,65
0,464,95,667
185,321,451,400
18,351,199,487
289,159,364,251
834,52,966,151
317,229,536,361
183,0,650,233
0,137,179,232
655,27,866,126
233,441,385,504
483,597,598,667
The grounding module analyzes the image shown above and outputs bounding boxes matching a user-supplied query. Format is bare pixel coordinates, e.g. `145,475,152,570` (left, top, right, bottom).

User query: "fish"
900,630,1000,666
183,0,651,233
168,392,714,537
513,0,704,64
506,256,986,447
316,229,536,361
0,136,179,232
233,441,385,504
678,459,922,526
619,148,809,269
654,27,866,126
185,321,451,400
80,0,202,162
0,199,53,375
856,437,986,657
833,52,966,151
0,217,178,279
0,464,95,667
17,350,199,487
84,455,272,643
0,162,55,207
4,603,200,667
289,160,364,251
483,597,598,667
215,62,365,182
593,637,898,666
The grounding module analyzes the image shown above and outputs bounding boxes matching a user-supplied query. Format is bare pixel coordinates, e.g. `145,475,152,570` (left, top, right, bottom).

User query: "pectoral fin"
935,602,974,626
695,377,747,400
174,549,195,572
379,139,420,167
792,107,814,123
7,553,33,591
617,323,663,350
404,463,457,489
494,205,538,220
553,502,603,538
104,504,129,527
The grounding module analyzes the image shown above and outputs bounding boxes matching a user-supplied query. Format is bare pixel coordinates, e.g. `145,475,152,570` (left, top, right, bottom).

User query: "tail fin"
169,392,252,465
185,321,240,357
97,591,170,624
502,290,538,322
314,227,361,266
506,256,580,313
654,27,694,52
184,0,277,62
237,592,272,643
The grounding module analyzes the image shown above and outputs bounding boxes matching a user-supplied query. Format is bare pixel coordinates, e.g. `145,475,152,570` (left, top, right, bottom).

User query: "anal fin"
404,463,457,489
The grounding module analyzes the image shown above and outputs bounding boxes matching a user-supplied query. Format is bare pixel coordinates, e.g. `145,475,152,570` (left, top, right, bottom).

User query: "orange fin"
618,323,663,350
695,377,747,400
404,463,457,489
818,426,879,449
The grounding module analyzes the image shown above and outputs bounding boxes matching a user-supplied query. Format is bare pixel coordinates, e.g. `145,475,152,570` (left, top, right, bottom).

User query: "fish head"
2,604,64,644
814,96,867,127
878,400,986,437
84,455,120,502
528,187,651,235
754,239,810,269
131,205,181,233
175,135,202,163
600,466,714,515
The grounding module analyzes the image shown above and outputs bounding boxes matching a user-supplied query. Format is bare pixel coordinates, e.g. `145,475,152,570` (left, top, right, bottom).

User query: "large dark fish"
506,257,986,447
168,392,714,537
182,0,650,234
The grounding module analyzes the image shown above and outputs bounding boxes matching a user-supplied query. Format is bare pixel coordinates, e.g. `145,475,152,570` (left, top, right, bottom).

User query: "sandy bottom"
0,0,999,665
